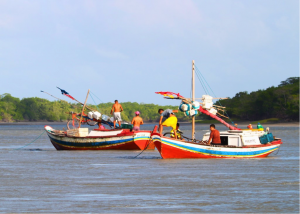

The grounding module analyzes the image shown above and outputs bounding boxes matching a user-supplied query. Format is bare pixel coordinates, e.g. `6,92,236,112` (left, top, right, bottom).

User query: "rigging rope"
194,65,235,125
89,91,124,127
195,68,209,95
89,92,101,112
90,91,104,103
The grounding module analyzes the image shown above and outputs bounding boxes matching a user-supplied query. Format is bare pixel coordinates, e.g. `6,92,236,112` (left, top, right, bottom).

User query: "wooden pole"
78,89,90,128
192,60,195,140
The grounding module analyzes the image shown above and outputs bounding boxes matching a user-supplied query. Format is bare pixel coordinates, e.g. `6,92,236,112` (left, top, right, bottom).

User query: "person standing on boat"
207,124,221,145
131,111,143,131
110,100,123,128
158,109,178,139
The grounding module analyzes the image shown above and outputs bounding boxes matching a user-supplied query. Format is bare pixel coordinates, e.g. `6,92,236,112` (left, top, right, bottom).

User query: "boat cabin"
202,130,266,147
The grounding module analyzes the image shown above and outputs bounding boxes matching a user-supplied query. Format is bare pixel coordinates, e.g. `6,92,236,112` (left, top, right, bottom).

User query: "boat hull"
45,126,154,150
152,133,282,159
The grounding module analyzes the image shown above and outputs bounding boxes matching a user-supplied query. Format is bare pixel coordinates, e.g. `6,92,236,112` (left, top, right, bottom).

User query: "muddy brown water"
0,124,299,213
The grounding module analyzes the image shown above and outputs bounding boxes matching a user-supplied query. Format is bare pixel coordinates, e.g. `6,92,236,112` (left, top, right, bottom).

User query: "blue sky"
0,0,298,105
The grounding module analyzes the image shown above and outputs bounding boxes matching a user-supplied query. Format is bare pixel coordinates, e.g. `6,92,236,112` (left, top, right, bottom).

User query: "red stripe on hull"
50,139,140,150
135,139,155,150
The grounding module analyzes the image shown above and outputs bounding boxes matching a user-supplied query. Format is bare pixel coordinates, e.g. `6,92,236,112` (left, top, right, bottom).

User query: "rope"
195,65,235,125
89,93,101,112
133,134,153,158
90,91,104,103
89,92,123,128
14,131,45,150
194,68,209,95
273,145,281,155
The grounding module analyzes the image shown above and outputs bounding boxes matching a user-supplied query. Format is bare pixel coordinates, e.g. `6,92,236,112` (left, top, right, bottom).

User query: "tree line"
0,77,298,123
0,94,187,122
216,77,299,122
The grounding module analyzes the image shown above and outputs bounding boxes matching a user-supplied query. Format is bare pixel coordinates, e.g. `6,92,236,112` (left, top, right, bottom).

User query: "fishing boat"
45,125,154,150
151,60,283,159
43,89,154,150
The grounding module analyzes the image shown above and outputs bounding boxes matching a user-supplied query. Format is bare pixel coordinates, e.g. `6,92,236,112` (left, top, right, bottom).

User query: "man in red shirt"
207,124,221,145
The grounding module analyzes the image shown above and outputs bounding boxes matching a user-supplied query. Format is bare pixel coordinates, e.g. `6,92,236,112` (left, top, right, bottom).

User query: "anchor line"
14,131,45,150
272,145,281,155
133,134,153,159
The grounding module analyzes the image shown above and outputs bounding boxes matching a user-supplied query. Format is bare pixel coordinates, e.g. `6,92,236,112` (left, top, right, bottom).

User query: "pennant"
57,87,75,100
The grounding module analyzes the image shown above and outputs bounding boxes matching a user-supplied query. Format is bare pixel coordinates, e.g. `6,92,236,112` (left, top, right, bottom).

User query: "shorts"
113,112,122,121
162,116,177,130
133,126,140,131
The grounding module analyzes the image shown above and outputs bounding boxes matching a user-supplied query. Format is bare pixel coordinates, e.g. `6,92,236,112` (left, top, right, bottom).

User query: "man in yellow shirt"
131,111,143,131
158,108,178,139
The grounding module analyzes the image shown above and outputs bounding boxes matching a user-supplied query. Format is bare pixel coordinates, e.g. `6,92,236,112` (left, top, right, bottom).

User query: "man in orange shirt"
131,111,143,131
110,100,123,128
207,124,221,145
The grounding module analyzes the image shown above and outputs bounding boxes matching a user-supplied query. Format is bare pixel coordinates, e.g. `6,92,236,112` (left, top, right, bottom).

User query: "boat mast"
78,89,90,128
192,60,195,140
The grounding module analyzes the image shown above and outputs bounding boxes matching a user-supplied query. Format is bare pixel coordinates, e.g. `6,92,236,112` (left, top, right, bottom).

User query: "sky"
0,0,299,105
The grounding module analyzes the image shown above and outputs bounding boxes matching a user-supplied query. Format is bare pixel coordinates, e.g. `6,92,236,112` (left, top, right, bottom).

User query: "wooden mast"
192,60,195,140
78,89,90,128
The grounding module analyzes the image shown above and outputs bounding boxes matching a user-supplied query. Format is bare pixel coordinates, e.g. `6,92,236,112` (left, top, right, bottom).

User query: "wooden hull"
45,126,154,150
152,133,282,159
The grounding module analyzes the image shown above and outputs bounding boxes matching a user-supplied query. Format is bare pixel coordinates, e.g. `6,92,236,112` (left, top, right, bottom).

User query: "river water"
0,123,299,213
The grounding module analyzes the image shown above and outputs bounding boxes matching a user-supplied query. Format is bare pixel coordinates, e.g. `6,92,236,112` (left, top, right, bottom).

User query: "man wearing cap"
131,111,143,131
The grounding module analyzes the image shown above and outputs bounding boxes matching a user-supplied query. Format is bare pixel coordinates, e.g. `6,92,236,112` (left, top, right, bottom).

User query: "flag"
57,87,75,100
155,91,184,99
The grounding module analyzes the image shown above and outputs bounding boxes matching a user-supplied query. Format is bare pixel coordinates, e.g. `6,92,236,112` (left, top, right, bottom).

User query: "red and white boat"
151,60,283,159
151,127,282,159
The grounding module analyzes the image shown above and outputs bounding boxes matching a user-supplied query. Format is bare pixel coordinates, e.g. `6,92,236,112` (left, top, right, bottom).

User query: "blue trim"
162,138,276,156
134,136,150,140
48,135,134,148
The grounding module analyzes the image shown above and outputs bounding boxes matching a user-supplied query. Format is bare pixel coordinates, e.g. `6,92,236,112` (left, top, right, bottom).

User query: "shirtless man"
131,111,143,131
110,100,123,128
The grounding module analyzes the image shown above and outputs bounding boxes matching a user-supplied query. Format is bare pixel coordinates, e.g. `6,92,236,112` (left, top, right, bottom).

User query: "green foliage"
0,94,186,122
220,77,299,121
0,77,298,122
